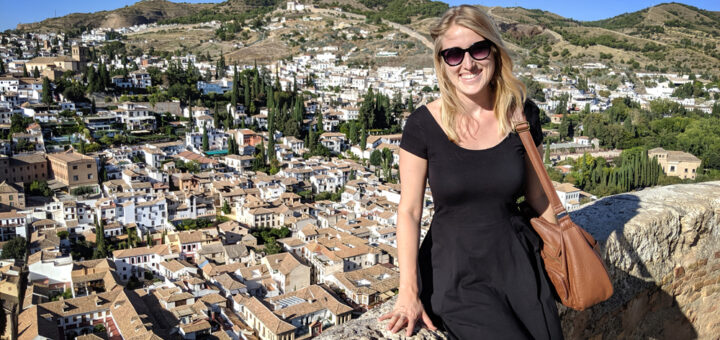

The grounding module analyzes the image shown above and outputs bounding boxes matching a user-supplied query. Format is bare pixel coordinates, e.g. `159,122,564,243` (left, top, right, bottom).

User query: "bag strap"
512,107,567,217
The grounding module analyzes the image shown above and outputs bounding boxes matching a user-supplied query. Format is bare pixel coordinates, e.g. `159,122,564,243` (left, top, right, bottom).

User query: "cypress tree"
22,64,29,77
317,112,324,133
41,77,52,104
360,128,367,151
244,77,250,108
202,127,209,151
267,85,274,109
349,121,358,145
93,220,107,259
87,67,97,94
0,59,5,74
32,66,40,78
224,114,232,130
232,65,239,110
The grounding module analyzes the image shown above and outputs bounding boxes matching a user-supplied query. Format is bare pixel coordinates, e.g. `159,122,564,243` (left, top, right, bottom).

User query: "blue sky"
2,0,719,32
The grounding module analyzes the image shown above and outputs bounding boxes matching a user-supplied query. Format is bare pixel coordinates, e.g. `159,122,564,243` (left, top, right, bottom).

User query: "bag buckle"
513,121,530,133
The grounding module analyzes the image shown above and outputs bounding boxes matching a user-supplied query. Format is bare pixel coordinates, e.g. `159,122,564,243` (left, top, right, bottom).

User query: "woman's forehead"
441,25,486,48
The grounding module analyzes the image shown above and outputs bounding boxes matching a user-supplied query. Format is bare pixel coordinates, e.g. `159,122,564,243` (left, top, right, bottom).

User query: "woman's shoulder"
523,98,540,119
407,101,434,125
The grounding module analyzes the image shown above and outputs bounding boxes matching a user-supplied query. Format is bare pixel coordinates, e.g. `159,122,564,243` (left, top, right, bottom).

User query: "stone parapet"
318,181,720,339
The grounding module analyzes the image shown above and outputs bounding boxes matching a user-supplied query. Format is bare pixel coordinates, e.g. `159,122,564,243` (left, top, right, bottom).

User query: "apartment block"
47,150,98,190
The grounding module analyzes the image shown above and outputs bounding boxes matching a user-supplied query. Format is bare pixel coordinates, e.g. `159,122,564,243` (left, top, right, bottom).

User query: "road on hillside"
309,7,434,51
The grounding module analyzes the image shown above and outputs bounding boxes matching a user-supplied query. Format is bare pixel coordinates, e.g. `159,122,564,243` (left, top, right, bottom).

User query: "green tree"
544,140,551,164
22,64,28,77
348,121,358,145
0,58,5,74
29,180,52,197
360,128,367,152
32,66,40,78
370,150,382,166
222,200,231,214
202,128,209,151
94,323,106,335
317,112,324,133
559,112,570,141
93,221,108,259
231,65,239,109
41,77,53,104
406,94,415,112
0,237,26,259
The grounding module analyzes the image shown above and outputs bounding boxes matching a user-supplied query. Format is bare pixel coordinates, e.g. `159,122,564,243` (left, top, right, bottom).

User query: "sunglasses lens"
442,48,464,66
470,42,491,60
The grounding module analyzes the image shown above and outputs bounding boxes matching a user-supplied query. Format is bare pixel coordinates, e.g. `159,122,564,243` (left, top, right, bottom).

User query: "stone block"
674,266,685,278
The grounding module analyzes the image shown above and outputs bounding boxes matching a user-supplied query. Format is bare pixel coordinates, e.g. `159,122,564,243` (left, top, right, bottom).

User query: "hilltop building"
648,148,702,180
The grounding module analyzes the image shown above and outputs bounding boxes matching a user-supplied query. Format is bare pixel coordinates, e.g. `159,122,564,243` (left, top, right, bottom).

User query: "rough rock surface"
317,294,448,340
318,182,720,339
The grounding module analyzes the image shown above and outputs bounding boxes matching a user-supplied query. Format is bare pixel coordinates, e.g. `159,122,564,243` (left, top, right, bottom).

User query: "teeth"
461,73,478,79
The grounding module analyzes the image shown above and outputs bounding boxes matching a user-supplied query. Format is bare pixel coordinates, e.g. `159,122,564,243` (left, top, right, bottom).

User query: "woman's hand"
378,292,437,336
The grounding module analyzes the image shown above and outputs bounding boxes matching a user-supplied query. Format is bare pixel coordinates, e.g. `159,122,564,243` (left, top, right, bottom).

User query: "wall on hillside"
317,181,720,339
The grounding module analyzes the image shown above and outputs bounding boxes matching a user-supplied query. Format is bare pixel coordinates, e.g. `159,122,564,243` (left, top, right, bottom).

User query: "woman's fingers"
390,314,408,334
385,313,400,331
422,310,438,331
406,316,417,337
378,311,392,322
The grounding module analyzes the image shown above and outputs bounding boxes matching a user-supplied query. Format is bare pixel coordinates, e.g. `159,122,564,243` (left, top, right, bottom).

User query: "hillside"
485,3,720,75
13,1,720,75
15,0,213,32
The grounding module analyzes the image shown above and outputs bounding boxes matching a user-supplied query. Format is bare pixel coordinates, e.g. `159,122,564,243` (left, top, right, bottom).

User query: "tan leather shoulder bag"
514,112,613,311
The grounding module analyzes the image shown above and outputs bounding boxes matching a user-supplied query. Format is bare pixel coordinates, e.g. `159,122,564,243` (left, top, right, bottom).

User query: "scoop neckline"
421,105,512,152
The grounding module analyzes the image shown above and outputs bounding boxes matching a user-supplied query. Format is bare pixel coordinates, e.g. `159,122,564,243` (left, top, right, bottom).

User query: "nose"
461,51,475,69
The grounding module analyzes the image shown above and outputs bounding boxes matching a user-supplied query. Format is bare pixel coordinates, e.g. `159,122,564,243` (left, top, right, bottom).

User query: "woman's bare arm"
524,145,558,224
396,148,428,295
378,148,436,336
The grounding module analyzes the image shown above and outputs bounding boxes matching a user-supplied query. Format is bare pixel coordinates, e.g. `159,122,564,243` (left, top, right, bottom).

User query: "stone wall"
318,181,720,339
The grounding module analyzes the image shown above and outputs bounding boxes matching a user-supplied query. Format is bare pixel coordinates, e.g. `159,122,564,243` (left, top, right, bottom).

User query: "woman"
378,5,563,340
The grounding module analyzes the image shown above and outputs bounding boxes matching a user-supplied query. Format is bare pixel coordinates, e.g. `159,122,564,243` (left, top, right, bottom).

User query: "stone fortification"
318,181,720,339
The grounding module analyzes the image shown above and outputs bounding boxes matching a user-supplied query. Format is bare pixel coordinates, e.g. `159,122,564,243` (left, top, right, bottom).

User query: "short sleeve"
524,100,544,147
400,108,428,159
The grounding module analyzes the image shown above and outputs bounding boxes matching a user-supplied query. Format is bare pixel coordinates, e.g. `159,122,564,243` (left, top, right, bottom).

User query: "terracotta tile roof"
17,305,59,340
181,320,211,334
242,296,295,335
159,259,186,272
113,244,171,259
213,273,246,291
178,230,206,244
266,285,352,320
263,253,306,276
332,264,399,297
200,293,226,305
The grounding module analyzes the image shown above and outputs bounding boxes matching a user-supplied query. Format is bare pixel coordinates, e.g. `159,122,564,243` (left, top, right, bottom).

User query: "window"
73,176,79,181
684,169,688,173
87,164,91,168
73,165,78,170
670,166,675,172
88,174,93,179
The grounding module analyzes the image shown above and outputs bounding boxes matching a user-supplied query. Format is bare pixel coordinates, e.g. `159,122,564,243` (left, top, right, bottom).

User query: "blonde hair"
430,5,526,142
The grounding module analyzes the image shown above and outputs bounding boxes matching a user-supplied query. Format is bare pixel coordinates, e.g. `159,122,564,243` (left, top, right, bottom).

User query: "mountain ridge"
10,1,720,75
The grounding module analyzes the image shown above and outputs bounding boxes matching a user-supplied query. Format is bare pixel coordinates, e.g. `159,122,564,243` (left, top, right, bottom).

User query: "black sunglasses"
439,40,493,66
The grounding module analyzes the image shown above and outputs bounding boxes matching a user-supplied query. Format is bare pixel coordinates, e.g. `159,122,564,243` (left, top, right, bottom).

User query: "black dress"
399,100,563,340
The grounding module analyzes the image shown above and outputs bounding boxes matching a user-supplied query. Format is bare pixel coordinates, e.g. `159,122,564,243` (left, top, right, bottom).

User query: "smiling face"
439,24,496,104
